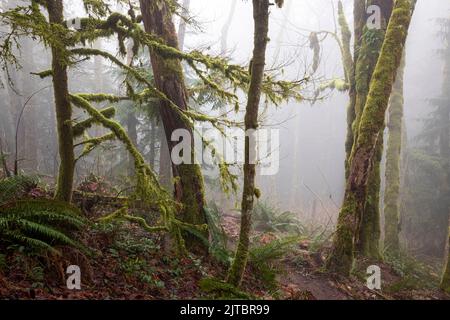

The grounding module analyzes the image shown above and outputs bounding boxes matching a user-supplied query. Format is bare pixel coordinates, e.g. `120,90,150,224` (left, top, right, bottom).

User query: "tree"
436,16,450,293
138,0,208,250
227,0,272,287
383,53,406,254
353,0,393,258
47,0,76,202
327,0,416,275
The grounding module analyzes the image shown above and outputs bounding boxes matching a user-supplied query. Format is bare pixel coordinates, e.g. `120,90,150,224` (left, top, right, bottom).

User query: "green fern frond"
2,230,59,254
0,194,87,254
0,175,39,204
14,219,79,248
249,236,301,289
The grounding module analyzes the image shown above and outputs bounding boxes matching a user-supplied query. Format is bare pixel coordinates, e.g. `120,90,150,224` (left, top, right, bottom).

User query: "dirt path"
278,266,349,300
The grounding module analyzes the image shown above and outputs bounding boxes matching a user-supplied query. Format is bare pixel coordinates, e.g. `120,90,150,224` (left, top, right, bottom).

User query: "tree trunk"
227,0,270,287
139,0,208,250
327,0,415,275
47,0,75,202
21,37,38,172
126,112,138,176
383,53,406,255
158,121,172,190
439,40,450,291
148,117,157,168
351,0,393,258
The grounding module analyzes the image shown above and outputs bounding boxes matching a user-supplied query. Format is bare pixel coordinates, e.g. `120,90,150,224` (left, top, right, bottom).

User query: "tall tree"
47,0,75,202
438,16,450,293
383,53,406,254
327,0,416,275
138,0,208,250
353,0,394,258
227,0,272,287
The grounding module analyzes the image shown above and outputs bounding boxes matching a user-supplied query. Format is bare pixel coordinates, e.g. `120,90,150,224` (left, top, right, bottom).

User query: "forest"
0,0,449,301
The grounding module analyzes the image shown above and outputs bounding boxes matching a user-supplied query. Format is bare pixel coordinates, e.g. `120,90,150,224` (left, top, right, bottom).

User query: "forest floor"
0,186,449,300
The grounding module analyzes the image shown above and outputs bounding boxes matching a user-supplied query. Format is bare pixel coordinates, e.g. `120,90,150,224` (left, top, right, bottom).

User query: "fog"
0,0,449,257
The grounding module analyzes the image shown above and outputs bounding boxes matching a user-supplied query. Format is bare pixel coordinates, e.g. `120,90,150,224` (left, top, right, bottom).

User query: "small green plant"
384,250,440,292
199,277,252,299
205,202,232,265
253,201,304,234
0,176,87,255
0,253,6,272
249,236,300,290
0,175,39,203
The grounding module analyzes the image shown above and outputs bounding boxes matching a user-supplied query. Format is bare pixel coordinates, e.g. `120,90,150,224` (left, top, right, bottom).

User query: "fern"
253,201,304,234
204,203,232,265
0,175,39,204
249,236,300,289
0,189,87,255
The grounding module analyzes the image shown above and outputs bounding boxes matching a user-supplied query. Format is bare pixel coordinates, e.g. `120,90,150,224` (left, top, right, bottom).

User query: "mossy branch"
72,106,116,137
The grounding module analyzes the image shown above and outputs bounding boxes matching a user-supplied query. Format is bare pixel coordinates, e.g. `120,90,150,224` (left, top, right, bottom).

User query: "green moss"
383,54,405,254
72,106,116,137
357,136,382,259
330,0,415,275
70,93,187,254
441,230,450,293
326,192,357,275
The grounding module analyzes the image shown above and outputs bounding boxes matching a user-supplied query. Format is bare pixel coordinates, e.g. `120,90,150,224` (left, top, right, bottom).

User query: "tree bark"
227,0,270,287
47,0,75,202
383,53,406,255
139,0,208,250
327,0,415,275
352,0,393,258
439,36,450,291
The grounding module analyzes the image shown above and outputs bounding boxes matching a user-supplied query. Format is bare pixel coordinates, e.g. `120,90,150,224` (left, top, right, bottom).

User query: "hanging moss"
70,93,199,254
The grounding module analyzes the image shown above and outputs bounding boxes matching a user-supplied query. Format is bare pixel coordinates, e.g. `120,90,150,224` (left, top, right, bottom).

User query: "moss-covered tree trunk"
442,230,450,293
342,0,362,178
139,0,208,250
158,121,172,190
148,117,157,168
47,0,75,202
327,0,415,275
351,0,393,258
383,54,406,255
227,0,270,287
439,39,450,291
